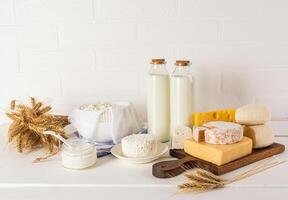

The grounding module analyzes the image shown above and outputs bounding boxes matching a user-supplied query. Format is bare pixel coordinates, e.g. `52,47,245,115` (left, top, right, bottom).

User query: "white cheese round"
236,104,271,125
197,121,243,144
121,134,157,158
244,125,274,148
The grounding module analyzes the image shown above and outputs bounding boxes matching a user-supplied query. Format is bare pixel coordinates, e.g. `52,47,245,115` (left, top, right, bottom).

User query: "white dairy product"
70,102,143,143
193,121,243,144
192,126,208,142
244,125,274,148
171,126,192,149
147,74,170,142
61,138,97,169
170,76,193,136
121,134,157,157
236,104,271,125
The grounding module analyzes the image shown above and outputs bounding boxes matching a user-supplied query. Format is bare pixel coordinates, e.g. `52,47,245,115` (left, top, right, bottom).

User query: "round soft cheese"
236,104,271,125
121,134,157,158
244,125,274,148
202,121,243,144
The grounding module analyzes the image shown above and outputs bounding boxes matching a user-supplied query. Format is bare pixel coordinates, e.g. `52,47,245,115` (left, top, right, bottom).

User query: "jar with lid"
61,138,97,169
170,60,194,140
147,59,170,142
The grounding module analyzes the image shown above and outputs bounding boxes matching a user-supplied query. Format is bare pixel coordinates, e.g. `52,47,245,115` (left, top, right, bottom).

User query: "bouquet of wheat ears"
6,97,69,163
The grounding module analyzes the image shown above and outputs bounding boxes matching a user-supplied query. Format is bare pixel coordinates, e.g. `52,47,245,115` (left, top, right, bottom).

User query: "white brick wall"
0,0,14,24
15,0,94,22
20,49,96,71
138,22,219,44
179,0,259,18
0,26,58,48
0,0,287,134
97,0,176,19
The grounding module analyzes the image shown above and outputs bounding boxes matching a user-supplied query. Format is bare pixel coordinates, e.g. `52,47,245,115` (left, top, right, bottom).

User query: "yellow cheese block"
192,109,236,126
184,137,252,166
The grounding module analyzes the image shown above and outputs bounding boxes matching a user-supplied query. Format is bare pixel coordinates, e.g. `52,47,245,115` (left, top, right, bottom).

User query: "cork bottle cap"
175,60,191,66
150,59,166,64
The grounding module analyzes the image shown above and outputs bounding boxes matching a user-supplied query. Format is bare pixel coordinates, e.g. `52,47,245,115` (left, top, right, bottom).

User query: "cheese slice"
192,109,236,126
172,126,193,149
236,104,271,125
184,137,252,166
244,125,274,149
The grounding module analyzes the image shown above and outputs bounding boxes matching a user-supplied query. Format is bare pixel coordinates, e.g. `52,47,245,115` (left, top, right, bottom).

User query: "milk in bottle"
170,60,194,143
147,59,170,142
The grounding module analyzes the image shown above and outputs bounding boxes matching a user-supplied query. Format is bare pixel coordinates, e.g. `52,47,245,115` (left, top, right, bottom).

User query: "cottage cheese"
121,134,157,158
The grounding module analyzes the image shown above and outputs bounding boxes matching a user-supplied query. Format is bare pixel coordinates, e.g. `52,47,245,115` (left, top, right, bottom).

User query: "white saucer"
111,142,169,164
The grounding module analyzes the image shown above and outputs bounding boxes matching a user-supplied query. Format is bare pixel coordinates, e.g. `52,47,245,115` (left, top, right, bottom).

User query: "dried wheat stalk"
178,157,287,193
6,97,69,163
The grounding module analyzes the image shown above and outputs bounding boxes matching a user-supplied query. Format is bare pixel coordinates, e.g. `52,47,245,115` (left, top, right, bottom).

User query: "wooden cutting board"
152,143,285,178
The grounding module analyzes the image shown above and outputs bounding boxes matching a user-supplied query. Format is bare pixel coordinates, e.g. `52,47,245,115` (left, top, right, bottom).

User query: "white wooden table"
0,124,287,200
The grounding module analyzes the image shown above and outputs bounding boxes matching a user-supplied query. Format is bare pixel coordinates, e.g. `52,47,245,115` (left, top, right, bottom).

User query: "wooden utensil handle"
152,157,196,178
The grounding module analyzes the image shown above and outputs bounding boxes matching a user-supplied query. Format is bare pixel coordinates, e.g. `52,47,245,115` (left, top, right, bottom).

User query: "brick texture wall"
0,0,287,135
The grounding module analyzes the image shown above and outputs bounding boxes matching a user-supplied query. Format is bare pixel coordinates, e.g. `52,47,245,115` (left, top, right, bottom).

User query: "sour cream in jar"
61,138,97,169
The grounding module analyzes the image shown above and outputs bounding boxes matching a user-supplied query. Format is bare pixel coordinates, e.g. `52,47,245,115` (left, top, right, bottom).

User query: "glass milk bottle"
147,59,170,142
170,60,194,137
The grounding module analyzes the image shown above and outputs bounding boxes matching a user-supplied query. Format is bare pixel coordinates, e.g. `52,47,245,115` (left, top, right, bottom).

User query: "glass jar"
147,59,170,142
61,138,97,169
170,60,194,138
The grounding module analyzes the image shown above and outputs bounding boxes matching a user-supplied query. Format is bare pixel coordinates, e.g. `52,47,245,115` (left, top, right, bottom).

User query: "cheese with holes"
193,121,243,144
184,137,252,166
192,109,236,126
244,125,274,149
236,104,271,125
172,126,193,149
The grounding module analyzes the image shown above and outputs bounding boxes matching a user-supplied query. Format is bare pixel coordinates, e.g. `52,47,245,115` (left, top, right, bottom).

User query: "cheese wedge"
193,121,243,144
192,109,236,126
244,125,274,149
172,126,193,149
184,137,252,166
192,126,207,142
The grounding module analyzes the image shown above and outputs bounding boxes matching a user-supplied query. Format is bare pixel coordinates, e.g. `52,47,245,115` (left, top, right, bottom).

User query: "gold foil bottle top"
175,60,191,66
150,59,166,65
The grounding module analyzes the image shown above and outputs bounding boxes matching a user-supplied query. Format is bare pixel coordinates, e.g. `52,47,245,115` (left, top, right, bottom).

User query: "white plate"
111,142,169,164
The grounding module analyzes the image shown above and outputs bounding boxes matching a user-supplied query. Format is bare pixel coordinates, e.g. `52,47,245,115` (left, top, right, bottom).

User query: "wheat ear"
178,158,287,193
